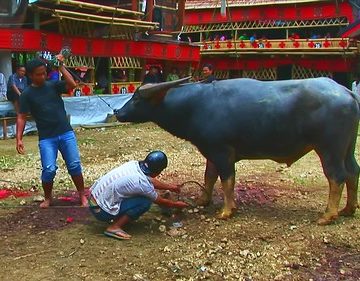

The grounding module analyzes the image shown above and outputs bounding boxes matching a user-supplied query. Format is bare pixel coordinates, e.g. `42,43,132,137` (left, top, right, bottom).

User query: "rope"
179,180,206,191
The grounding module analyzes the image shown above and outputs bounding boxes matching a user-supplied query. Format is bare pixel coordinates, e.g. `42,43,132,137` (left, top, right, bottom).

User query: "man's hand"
169,184,182,194
16,139,25,154
172,201,188,209
55,54,65,64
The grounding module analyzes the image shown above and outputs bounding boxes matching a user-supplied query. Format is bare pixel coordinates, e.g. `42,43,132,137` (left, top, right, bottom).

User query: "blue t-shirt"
19,81,72,140
7,73,28,93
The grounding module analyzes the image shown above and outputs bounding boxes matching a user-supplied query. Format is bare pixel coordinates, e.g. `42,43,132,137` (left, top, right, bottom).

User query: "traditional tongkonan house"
182,0,360,86
0,0,199,96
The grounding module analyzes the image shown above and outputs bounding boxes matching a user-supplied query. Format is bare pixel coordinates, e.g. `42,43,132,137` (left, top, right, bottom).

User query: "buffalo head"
115,76,191,123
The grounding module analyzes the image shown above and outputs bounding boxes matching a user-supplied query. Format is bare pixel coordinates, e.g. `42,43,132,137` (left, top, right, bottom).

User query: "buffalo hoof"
196,196,211,207
339,207,357,217
317,214,338,225
217,208,236,220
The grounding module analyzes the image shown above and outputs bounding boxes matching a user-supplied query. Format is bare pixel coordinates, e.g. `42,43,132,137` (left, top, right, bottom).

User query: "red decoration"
239,42,245,48
128,84,136,93
112,84,120,94
339,40,348,48
0,28,200,62
265,41,272,48
293,41,300,48
226,41,233,48
184,2,353,25
203,43,208,50
323,40,330,48
279,42,286,48
251,42,258,48
215,41,220,49
82,85,91,96
308,41,315,48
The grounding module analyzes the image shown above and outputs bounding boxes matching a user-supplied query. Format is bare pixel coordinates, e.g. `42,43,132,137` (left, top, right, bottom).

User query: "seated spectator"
239,33,249,40
250,34,257,43
289,32,300,41
143,66,162,84
47,66,60,81
310,33,320,39
166,68,180,81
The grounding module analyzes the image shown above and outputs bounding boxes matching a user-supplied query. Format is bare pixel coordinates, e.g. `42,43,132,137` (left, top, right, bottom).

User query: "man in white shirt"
352,76,360,95
0,72,6,101
89,151,188,240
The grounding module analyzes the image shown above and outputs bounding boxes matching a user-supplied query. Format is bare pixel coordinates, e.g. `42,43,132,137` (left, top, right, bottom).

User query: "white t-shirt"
90,161,158,215
0,73,6,101
352,81,360,95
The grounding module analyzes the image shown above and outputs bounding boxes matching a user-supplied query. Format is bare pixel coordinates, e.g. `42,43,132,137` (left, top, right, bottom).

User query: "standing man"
16,55,88,208
143,66,162,84
89,151,188,240
352,75,360,95
201,63,217,209
7,65,28,113
0,71,6,101
202,63,216,83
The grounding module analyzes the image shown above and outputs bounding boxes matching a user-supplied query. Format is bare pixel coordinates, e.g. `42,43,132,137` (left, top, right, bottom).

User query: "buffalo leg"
318,179,344,225
197,160,218,206
218,175,237,219
216,150,237,219
317,148,347,225
340,146,360,216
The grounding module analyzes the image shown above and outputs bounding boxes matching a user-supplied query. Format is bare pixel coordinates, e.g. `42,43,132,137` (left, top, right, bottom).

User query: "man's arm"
150,178,181,193
154,195,188,209
9,75,22,96
16,113,27,154
56,54,76,91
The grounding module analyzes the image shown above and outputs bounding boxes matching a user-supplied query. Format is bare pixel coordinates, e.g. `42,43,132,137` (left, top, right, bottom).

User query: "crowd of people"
204,31,334,42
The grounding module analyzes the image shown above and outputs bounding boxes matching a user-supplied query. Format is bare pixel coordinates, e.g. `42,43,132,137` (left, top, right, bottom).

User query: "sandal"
104,229,131,240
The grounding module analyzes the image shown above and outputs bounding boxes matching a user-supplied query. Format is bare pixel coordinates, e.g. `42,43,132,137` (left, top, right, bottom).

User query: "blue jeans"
89,196,152,222
38,130,82,183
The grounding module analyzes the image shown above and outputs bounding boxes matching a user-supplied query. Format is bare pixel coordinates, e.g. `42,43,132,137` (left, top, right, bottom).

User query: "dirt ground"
0,123,360,281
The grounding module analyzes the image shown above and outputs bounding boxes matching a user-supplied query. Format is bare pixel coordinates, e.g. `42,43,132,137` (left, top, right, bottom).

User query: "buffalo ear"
138,76,191,99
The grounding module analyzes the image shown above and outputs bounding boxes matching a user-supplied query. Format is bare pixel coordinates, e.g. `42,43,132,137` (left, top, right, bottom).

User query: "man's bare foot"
40,199,52,208
80,195,89,207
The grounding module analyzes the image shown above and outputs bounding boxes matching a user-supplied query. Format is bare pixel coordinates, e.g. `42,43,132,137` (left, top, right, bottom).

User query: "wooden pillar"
146,0,154,22
178,0,186,31
132,0,138,12
33,9,40,30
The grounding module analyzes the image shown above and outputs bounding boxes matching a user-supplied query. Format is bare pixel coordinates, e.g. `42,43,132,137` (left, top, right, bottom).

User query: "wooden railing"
110,82,142,94
200,38,358,54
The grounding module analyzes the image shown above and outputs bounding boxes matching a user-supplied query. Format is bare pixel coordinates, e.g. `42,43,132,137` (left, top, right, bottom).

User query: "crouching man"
89,151,188,240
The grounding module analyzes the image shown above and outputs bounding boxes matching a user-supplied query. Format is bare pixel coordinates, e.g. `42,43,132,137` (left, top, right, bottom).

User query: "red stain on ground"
0,189,31,200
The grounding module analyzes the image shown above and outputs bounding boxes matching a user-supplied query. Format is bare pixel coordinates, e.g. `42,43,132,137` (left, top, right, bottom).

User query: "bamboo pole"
36,7,159,28
41,0,144,16
56,15,157,29
185,0,327,9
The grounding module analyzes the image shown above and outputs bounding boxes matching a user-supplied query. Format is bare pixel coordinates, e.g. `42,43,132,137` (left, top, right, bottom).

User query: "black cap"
139,151,168,176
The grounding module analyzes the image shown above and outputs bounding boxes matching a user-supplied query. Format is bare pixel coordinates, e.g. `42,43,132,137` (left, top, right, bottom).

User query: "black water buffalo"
115,77,360,225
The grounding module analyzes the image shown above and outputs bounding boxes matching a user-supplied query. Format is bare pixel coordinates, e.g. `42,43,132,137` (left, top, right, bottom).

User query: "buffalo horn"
138,76,192,98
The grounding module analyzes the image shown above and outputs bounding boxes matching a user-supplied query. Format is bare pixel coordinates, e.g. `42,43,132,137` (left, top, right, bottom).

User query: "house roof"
185,0,328,10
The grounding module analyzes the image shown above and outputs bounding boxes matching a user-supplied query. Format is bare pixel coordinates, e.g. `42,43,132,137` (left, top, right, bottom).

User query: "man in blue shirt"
16,55,88,208
7,65,28,113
